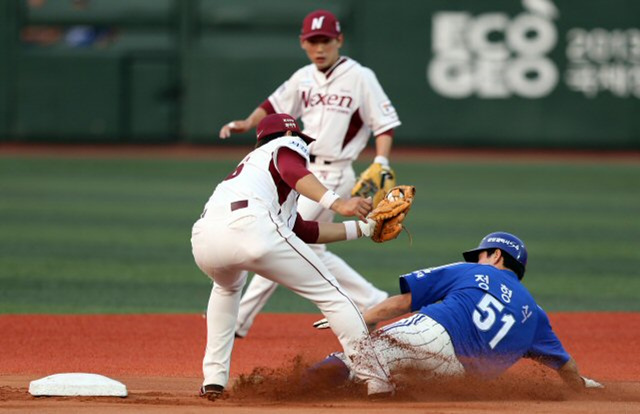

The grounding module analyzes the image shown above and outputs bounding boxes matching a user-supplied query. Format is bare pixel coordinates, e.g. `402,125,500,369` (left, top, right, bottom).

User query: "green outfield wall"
1,0,639,148
0,2,18,137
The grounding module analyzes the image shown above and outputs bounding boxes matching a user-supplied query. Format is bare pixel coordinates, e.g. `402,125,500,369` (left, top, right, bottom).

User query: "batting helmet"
462,232,528,279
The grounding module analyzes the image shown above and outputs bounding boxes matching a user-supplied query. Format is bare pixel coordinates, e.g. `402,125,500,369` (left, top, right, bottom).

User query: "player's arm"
543,357,603,390
219,101,273,139
556,358,584,390
278,147,373,240
526,309,604,390
362,293,412,332
220,72,300,139
361,67,400,164
351,129,396,206
293,215,368,244
295,173,372,221
278,147,372,220
373,130,393,165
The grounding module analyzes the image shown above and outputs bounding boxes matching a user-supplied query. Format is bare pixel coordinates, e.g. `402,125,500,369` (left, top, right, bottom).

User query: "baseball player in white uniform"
219,9,401,337
192,113,393,400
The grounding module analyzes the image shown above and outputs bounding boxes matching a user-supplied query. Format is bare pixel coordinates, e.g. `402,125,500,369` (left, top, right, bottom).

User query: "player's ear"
336,34,344,49
492,249,504,265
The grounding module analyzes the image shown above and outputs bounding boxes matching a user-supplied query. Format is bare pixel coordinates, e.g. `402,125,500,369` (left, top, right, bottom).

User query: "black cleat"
199,384,224,401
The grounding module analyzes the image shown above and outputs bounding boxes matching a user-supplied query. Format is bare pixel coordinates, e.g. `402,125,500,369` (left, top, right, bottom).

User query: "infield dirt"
1,313,639,413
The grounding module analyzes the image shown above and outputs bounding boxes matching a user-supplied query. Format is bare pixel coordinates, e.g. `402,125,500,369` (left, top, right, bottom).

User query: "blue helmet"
462,232,528,279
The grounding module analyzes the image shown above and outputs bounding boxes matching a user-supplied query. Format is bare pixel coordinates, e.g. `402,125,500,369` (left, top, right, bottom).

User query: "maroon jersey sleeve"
276,147,313,189
292,214,320,243
259,99,276,115
376,128,394,138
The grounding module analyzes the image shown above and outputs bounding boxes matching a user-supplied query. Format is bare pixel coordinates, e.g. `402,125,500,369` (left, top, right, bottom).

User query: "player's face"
300,35,343,71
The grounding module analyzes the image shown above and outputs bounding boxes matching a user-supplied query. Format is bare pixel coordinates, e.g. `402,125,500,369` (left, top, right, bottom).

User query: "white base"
29,373,128,397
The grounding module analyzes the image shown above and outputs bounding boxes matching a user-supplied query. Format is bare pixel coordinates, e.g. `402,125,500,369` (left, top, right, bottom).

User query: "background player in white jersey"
192,113,393,400
219,9,401,337
306,232,603,391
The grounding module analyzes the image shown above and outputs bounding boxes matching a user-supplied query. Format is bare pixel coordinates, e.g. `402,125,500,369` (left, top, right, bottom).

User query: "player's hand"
581,376,604,389
219,120,251,139
333,197,373,221
357,218,377,238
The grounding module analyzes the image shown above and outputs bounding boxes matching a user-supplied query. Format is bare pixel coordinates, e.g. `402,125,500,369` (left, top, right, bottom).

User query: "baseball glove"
351,163,396,207
368,185,415,243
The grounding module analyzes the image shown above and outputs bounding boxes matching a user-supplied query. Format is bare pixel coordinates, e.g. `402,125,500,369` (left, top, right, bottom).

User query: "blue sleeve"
524,307,571,369
399,274,424,312
399,267,451,312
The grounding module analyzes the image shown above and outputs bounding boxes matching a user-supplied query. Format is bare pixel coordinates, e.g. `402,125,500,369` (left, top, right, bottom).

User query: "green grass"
1,155,639,313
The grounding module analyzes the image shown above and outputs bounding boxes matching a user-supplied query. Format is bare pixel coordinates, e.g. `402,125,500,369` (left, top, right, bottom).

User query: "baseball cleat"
199,384,224,401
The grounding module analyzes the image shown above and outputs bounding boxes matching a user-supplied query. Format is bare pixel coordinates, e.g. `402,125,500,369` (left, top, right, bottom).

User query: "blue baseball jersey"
399,262,570,378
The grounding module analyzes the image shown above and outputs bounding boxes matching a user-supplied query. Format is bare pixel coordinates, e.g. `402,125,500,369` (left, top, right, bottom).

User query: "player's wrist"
319,190,340,210
344,221,360,240
344,220,374,239
374,155,389,167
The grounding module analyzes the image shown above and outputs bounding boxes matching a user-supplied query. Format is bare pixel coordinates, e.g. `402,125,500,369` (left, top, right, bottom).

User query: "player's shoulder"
345,58,380,79
448,262,494,275
296,63,318,77
270,134,308,147
340,58,373,76
273,135,310,159
448,262,511,284
284,64,314,84
534,304,550,321
299,62,316,73
401,262,470,279
452,263,526,291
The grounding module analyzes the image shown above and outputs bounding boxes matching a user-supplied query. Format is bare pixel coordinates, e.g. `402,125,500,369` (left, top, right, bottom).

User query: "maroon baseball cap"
300,10,341,40
256,113,315,144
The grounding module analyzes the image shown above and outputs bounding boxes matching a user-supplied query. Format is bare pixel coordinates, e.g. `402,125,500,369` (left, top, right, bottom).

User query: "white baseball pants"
335,313,465,383
191,203,393,394
235,163,388,337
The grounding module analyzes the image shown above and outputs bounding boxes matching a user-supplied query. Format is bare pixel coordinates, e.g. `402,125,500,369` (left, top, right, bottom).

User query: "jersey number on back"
225,157,250,181
472,293,516,349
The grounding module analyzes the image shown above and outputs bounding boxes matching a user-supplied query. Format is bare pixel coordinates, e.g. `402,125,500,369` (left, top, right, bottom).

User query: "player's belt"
230,200,248,211
309,155,352,167
309,154,333,165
